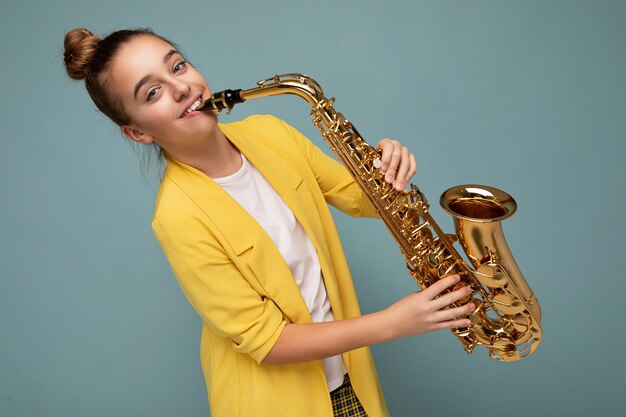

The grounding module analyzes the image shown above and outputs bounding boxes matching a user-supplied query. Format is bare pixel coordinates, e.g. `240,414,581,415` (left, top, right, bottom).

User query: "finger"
394,147,410,190
405,153,417,185
432,302,475,323
384,142,402,184
431,285,473,310
431,317,472,331
375,139,392,170
422,275,461,300
374,139,387,152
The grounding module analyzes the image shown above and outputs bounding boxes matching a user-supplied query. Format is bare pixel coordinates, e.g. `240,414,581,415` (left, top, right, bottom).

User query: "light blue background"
1,0,625,416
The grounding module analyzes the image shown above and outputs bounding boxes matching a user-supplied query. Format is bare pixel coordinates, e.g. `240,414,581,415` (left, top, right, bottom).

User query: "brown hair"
63,27,177,125
63,28,176,179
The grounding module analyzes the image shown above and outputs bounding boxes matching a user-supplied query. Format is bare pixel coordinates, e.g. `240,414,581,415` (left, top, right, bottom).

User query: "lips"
180,95,203,118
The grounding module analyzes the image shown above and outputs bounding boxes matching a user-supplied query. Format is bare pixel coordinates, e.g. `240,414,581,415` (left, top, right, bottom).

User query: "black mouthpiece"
199,89,245,112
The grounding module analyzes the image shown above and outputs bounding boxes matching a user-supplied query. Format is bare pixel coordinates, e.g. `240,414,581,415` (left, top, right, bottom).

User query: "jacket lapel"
162,121,333,325
220,121,345,322
220,122,324,254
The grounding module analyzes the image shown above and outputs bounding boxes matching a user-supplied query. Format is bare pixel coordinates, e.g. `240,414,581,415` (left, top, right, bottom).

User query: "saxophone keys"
427,253,438,267
467,302,495,345
510,313,532,333
490,335,519,361
445,233,458,244
474,264,508,288
492,292,526,315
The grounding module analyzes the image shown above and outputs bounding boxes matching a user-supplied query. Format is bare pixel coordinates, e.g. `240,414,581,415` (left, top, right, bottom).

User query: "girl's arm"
262,275,474,365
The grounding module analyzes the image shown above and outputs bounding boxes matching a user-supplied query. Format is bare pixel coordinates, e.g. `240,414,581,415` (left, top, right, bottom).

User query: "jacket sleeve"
274,116,380,219
152,212,287,364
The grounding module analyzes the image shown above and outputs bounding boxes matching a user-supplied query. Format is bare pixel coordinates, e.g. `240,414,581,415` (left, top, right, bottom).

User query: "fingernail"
468,303,475,309
386,175,393,182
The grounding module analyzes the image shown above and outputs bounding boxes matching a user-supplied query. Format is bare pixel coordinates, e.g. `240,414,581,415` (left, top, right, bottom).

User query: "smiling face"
109,35,217,149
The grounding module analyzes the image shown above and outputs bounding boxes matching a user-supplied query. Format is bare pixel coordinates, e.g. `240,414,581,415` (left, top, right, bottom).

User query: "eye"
173,60,187,73
147,87,160,101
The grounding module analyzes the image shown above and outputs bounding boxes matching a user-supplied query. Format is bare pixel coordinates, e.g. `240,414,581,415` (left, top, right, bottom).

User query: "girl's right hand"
384,275,475,339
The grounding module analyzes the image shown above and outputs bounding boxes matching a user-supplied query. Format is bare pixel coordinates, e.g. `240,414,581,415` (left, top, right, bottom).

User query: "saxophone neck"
199,74,328,115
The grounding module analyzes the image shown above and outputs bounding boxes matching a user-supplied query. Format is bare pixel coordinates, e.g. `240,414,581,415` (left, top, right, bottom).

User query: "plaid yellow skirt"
330,374,368,417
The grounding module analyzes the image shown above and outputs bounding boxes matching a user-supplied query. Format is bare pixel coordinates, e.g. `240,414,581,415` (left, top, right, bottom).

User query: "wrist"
369,307,399,343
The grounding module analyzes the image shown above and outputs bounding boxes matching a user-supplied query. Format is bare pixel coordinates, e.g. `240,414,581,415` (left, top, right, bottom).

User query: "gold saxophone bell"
440,185,541,361
202,74,542,362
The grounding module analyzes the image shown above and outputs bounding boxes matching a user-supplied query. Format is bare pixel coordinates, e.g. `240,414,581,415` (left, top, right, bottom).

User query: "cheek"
135,102,175,132
190,69,211,93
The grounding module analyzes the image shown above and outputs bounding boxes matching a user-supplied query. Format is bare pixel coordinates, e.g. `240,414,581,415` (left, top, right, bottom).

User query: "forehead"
108,35,177,97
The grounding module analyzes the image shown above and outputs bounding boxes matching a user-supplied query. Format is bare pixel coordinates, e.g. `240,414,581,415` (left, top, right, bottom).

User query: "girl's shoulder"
219,113,291,140
220,113,314,158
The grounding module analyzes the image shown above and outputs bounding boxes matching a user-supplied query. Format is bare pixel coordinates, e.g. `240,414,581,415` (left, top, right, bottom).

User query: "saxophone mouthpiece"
198,89,245,114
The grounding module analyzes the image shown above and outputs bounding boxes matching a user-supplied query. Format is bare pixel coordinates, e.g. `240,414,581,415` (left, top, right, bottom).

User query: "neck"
160,126,242,178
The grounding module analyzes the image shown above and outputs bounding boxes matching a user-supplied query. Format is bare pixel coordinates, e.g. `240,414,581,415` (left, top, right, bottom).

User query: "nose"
172,78,191,102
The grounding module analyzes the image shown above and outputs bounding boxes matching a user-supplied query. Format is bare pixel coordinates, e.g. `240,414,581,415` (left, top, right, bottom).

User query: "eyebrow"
133,49,180,100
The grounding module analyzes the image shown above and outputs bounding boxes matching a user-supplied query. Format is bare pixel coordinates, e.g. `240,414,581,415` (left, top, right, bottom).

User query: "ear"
120,125,155,144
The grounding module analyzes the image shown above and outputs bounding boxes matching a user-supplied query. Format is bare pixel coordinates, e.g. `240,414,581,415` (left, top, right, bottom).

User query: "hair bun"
64,28,101,80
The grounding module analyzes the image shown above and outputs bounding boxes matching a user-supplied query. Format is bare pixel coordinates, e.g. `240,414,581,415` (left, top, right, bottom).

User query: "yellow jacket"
152,114,389,417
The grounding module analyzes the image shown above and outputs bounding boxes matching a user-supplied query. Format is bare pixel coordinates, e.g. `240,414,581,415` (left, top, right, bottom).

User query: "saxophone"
198,74,542,362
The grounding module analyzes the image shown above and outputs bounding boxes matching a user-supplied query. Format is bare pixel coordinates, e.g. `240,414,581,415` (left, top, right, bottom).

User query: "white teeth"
182,98,202,117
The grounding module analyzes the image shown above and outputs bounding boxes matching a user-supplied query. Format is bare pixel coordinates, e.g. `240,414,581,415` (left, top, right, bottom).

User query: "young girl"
63,28,474,417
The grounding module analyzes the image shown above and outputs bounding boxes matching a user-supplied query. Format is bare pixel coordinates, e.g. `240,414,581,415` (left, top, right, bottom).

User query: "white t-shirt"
213,153,346,391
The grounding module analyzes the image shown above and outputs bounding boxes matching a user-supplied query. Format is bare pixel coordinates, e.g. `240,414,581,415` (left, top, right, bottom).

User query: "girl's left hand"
374,138,417,191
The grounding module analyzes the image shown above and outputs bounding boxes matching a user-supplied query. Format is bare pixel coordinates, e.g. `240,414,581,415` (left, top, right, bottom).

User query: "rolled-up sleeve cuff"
245,319,288,364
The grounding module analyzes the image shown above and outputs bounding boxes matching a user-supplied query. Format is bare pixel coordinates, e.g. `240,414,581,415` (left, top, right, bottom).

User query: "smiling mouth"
180,96,203,118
